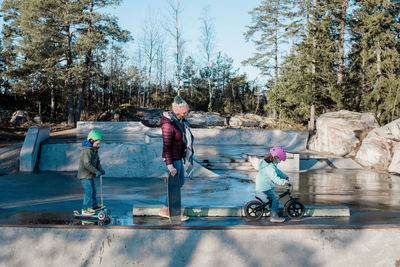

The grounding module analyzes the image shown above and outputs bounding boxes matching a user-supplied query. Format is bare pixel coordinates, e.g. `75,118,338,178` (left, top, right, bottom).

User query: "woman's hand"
167,164,178,176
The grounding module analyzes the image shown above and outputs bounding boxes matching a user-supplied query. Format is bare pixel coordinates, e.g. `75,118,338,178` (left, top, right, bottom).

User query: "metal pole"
100,175,103,207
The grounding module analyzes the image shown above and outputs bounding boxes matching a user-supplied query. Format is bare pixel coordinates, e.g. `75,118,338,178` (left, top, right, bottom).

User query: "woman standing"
159,96,194,220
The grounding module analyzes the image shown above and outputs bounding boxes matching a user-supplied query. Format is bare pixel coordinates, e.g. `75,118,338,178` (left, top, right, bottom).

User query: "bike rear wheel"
244,200,264,220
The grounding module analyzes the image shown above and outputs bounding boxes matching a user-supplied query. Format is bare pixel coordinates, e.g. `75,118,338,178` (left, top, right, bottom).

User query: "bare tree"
199,6,215,111
142,12,161,106
155,36,167,102
166,0,185,95
134,46,144,107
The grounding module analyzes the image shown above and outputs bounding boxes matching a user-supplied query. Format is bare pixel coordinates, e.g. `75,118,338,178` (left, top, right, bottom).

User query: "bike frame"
255,187,293,208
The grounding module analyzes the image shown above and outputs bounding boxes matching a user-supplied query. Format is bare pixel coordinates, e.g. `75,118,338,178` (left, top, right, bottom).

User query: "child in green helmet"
77,129,106,215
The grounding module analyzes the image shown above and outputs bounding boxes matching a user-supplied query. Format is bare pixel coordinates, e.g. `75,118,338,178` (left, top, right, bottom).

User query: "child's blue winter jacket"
256,159,287,192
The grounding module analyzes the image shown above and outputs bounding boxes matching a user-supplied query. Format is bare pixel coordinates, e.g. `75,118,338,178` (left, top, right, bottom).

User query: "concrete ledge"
20,127,50,172
1,227,400,266
133,205,350,217
144,132,162,144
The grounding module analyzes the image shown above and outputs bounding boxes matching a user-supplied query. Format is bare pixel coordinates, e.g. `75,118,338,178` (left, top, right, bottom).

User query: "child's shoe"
93,204,105,210
270,216,285,223
82,208,95,215
180,215,189,221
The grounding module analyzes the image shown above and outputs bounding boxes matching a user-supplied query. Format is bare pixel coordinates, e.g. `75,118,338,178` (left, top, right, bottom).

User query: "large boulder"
9,110,31,125
130,108,164,127
229,113,274,128
186,111,226,127
308,110,379,156
356,118,400,171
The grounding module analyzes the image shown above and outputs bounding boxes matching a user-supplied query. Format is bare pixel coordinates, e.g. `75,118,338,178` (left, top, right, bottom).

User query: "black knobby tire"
285,200,305,219
244,200,264,220
104,208,111,216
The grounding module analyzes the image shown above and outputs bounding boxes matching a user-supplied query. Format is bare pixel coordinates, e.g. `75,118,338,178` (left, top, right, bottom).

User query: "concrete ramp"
77,121,157,142
77,122,309,150
38,122,310,177
191,128,309,151
35,122,364,176
39,142,217,178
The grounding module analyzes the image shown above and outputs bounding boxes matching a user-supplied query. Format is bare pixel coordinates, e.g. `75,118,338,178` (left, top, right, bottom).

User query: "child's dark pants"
81,178,98,210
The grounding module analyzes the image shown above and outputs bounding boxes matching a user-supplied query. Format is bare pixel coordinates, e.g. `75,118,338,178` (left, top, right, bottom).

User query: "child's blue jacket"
256,159,287,192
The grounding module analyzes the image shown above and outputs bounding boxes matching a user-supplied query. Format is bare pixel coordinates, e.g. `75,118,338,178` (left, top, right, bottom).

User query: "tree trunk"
76,51,91,122
312,0,317,96
309,101,315,132
337,0,347,86
50,82,56,122
65,23,75,126
175,9,181,95
147,64,152,107
376,39,382,77
232,83,236,113
274,0,279,89
76,0,94,122
208,77,212,112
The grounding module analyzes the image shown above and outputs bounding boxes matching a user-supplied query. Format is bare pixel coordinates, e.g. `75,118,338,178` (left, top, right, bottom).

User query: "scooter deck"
73,213,99,220
73,209,110,221
167,173,181,224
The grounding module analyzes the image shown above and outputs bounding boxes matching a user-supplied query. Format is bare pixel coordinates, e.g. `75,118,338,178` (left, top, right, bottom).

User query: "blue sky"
104,0,263,81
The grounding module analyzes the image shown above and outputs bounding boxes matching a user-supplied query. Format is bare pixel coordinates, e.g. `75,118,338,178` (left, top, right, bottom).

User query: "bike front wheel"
284,200,305,219
244,200,264,220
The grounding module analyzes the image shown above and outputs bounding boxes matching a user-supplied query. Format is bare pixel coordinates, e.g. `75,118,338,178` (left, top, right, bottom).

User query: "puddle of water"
298,169,400,210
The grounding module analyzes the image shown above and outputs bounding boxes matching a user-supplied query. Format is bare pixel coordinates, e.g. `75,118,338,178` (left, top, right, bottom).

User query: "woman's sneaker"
82,208,95,215
159,207,169,218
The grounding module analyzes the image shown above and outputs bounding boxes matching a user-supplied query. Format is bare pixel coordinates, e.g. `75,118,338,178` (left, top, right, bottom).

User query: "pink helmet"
270,146,286,161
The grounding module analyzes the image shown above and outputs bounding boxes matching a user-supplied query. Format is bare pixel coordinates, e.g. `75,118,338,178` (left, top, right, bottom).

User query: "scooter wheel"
98,211,106,221
284,200,305,219
244,200,264,220
104,208,111,216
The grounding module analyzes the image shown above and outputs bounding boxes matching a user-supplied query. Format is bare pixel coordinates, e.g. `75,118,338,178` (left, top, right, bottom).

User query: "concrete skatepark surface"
1,170,400,266
0,169,399,226
3,122,400,266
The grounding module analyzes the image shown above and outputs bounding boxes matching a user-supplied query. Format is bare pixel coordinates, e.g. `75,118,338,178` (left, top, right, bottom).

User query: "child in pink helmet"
255,146,290,223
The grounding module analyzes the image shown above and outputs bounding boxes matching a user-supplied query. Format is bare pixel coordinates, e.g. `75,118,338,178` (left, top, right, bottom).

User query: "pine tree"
352,0,400,123
244,0,301,86
0,0,130,124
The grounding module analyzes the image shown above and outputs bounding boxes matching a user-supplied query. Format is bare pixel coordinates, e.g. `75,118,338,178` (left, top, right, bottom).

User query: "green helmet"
87,130,104,141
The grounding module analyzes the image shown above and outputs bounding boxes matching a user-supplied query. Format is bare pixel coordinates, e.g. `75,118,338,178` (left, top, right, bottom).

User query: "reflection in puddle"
298,169,400,210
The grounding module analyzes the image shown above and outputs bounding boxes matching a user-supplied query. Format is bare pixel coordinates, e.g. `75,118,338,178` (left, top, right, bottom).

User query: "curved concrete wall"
191,128,309,151
77,121,309,150
1,226,399,266
38,142,217,178
37,122,309,177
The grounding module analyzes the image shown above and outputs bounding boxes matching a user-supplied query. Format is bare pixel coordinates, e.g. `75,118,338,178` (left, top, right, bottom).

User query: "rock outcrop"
308,110,379,156
186,111,226,127
229,113,275,128
355,118,400,171
10,110,31,125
